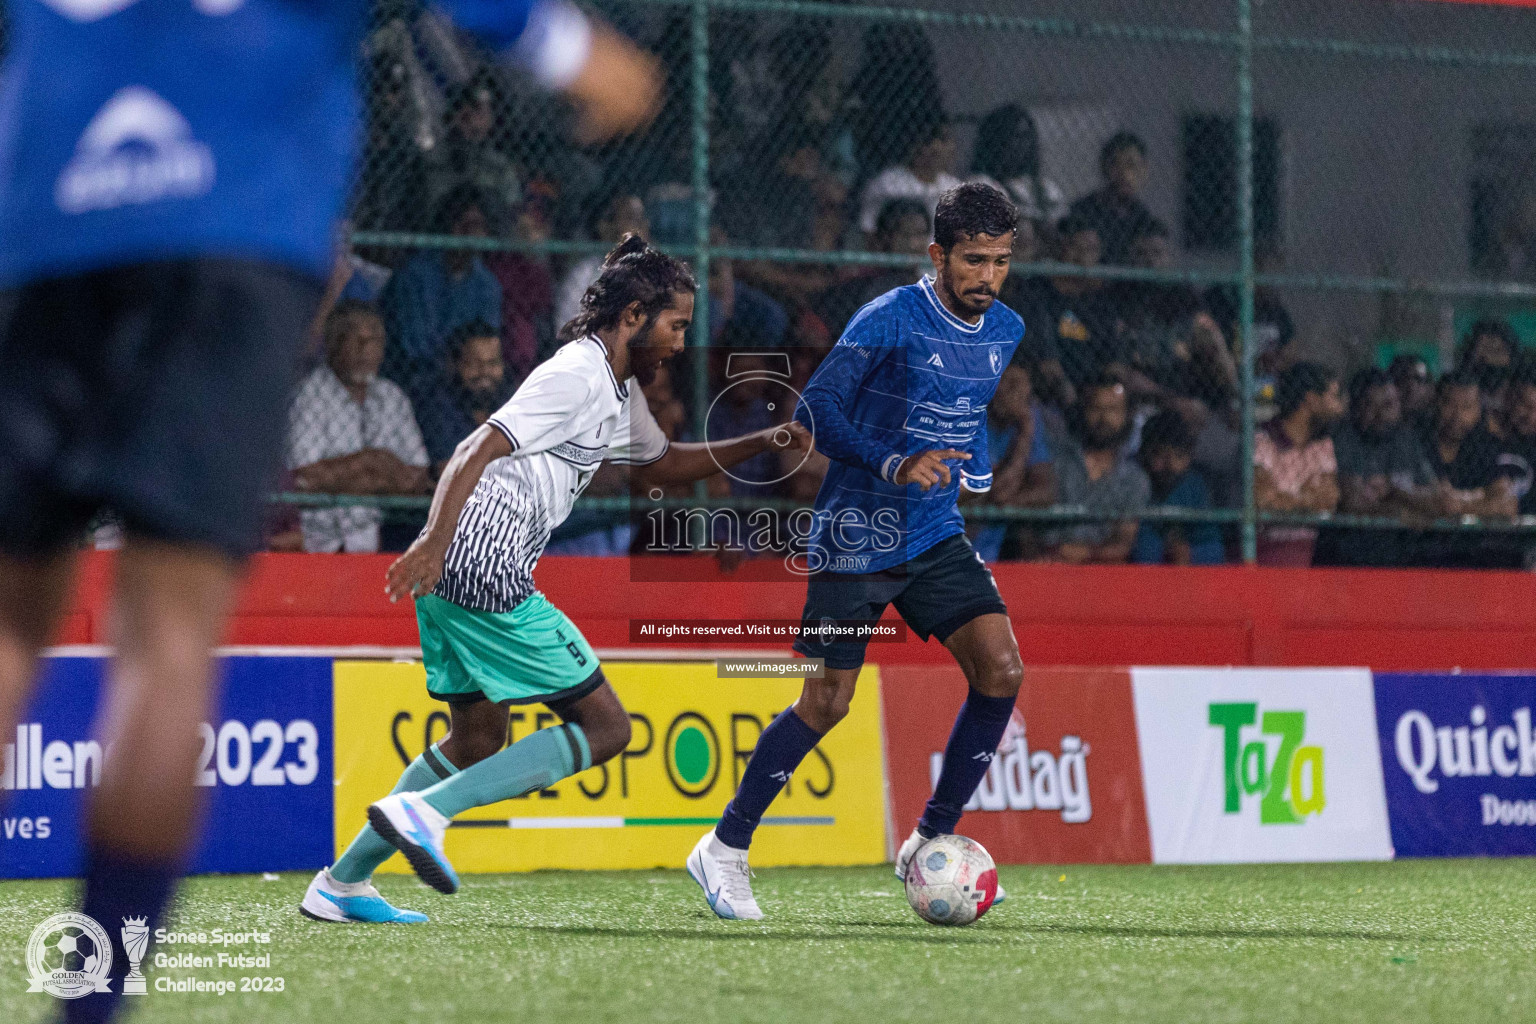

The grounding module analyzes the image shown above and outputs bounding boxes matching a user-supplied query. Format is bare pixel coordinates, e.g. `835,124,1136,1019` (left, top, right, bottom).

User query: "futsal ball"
903,834,998,926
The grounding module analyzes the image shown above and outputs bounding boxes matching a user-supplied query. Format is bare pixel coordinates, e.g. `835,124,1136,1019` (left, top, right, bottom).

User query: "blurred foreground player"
312,237,811,915
690,183,1025,919
0,1,660,1017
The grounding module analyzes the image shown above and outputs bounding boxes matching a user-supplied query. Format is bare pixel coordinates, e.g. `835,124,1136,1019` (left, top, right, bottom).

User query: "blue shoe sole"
368,804,458,895
686,851,735,920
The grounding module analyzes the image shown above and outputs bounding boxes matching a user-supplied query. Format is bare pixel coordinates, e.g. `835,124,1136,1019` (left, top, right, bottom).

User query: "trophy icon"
120,917,149,995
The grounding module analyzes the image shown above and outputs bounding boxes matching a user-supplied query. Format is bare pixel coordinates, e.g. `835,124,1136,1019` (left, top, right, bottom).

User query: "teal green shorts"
415,592,602,706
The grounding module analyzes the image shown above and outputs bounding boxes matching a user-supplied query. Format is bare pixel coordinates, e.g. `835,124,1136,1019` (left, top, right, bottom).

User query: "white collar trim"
920,275,985,334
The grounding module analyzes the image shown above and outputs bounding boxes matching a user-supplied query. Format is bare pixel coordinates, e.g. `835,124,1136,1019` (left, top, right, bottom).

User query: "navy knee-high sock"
919,689,1016,837
715,709,823,850
65,846,180,1023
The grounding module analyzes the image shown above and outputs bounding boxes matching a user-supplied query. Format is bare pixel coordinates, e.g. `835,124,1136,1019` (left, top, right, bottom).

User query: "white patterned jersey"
433,335,668,611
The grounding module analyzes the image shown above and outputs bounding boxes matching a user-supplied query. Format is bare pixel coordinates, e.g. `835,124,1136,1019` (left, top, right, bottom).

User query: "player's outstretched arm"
633,422,812,487
385,425,512,601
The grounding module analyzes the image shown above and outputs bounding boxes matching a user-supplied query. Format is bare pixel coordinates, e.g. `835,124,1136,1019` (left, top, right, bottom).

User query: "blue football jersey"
794,275,1024,574
0,0,559,287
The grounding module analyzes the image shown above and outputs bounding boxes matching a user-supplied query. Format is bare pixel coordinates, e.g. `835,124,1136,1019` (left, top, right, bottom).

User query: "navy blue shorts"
792,533,1009,670
0,259,321,559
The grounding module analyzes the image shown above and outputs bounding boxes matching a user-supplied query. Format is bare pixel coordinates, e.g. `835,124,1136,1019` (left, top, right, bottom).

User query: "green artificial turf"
1,860,1533,1023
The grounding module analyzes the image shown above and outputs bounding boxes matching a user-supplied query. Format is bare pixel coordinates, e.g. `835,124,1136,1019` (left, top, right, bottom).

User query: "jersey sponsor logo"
902,400,983,447
55,87,216,215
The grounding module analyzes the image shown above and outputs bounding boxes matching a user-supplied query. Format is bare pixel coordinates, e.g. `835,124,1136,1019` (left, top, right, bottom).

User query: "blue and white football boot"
687,830,764,921
894,827,1007,905
368,792,460,895
300,867,429,924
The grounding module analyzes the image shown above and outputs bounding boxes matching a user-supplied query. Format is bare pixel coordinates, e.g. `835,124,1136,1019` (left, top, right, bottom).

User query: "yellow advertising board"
333,660,887,872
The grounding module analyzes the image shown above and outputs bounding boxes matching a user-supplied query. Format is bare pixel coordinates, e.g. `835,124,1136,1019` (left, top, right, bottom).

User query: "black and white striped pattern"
433,475,555,612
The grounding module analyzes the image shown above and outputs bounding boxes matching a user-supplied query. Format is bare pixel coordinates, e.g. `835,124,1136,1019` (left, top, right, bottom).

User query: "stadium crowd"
272,21,1536,569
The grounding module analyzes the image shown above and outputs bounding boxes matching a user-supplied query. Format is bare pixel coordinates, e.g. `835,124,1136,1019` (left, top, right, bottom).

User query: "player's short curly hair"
932,182,1018,251
558,234,698,344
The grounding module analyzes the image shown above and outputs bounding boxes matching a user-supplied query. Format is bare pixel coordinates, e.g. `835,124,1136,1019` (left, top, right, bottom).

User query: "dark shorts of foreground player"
793,533,1008,670
0,258,321,559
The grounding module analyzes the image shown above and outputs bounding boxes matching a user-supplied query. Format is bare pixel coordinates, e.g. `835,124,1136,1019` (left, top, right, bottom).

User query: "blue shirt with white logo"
0,0,544,287
794,275,1024,574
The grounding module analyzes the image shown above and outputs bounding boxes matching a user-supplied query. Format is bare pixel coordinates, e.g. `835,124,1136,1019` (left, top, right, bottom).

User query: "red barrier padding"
56,553,1536,671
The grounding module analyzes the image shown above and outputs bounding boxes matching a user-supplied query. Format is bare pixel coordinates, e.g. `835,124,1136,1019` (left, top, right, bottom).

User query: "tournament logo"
25,912,113,999
1209,703,1325,823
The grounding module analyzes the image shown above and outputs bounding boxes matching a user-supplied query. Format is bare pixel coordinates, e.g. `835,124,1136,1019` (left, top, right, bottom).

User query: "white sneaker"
686,830,764,921
300,867,428,924
368,792,459,895
894,827,1007,905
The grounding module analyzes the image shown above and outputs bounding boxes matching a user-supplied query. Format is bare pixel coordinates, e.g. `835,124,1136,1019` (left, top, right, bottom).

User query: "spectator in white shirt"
288,300,431,553
554,193,649,334
857,119,960,241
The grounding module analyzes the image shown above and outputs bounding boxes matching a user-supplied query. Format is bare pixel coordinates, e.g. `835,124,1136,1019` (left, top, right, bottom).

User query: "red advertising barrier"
881,665,1152,864
55,553,1536,671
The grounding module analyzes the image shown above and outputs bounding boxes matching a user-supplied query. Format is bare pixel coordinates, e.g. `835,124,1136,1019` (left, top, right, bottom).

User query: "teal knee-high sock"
421,723,591,819
332,743,460,883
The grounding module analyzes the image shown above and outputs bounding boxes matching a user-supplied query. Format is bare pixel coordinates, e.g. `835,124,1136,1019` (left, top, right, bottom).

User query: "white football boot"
894,827,1007,905
300,867,429,924
687,830,764,921
368,792,459,895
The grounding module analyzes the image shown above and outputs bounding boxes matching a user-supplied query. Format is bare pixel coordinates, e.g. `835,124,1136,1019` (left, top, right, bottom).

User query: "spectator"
1111,219,1236,417
484,191,557,384
1325,368,1437,567
1012,214,1122,393
423,73,522,218
1204,249,1297,378
380,184,502,403
1253,362,1343,566
970,361,1056,562
1042,377,1149,564
1413,370,1521,567
1498,368,1536,513
998,217,1074,410
354,52,431,239
817,199,929,337
1132,410,1225,565
710,229,790,349
718,118,848,305
857,118,961,241
555,193,650,334
970,104,1068,233
288,301,431,553
848,23,946,180
1066,131,1157,266
415,322,513,473
1458,318,1519,438
1389,353,1435,431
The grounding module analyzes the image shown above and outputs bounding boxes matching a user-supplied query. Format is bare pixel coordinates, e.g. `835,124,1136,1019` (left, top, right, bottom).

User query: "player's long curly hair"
557,234,697,343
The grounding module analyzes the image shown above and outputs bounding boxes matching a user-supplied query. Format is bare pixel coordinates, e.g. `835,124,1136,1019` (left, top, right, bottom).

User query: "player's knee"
795,688,851,733
973,648,1023,698
584,711,631,767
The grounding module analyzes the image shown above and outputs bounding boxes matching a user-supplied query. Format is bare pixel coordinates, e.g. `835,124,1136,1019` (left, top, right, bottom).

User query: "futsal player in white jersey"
302,235,810,919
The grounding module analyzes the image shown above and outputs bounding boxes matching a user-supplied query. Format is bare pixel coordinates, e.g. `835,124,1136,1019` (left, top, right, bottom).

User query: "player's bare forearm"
386,425,511,601
634,422,811,487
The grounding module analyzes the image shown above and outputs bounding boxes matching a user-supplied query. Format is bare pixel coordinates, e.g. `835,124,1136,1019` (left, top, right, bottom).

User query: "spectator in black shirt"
1009,214,1121,394
816,199,929,338
1066,131,1157,265
1497,368,1536,513
1204,249,1297,378
1457,318,1520,439
414,321,513,474
1322,368,1437,566
1389,353,1435,432
1413,369,1520,567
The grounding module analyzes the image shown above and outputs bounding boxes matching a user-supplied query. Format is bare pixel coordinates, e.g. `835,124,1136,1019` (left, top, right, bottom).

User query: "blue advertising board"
0,656,333,878
1374,673,1536,857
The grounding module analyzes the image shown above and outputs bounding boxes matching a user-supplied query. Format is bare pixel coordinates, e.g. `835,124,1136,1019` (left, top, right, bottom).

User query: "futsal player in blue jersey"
0,1,658,1017
690,183,1026,920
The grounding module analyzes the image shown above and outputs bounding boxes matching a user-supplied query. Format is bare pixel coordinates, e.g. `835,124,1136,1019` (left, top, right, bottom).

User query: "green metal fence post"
1236,0,1258,564
690,0,712,504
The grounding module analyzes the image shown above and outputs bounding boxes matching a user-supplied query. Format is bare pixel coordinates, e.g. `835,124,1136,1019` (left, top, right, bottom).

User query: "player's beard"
630,315,668,387
940,265,995,317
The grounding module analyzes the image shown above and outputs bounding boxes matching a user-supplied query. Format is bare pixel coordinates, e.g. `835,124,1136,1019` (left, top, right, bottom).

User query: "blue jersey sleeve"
795,321,905,484
960,410,993,493
442,0,594,88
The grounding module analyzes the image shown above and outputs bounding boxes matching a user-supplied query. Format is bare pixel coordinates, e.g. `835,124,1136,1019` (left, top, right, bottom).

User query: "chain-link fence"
263,0,1536,569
